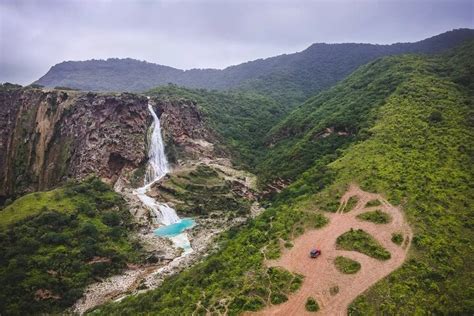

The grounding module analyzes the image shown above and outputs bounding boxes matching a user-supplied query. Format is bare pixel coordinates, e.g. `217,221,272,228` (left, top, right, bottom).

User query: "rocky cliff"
0,84,220,200
154,98,225,164
0,85,149,198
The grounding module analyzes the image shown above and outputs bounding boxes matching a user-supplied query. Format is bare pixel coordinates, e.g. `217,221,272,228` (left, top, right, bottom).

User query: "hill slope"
146,85,285,169
90,41,474,315
0,177,143,315
35,29,474,107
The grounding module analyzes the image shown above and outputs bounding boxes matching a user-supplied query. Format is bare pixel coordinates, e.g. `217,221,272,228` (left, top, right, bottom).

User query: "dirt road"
253,184,412,316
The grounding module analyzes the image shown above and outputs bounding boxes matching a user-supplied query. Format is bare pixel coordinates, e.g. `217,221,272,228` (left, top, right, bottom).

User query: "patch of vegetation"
305,297,320,312
155,164,252,217
129,164,146,188
0,188,75,228
391,233,404,245
343,196,359,212
0,177,143,315
334,256,362,274
336,229,391,260
365,199,382,207
356,210,392,224
330,285,340,296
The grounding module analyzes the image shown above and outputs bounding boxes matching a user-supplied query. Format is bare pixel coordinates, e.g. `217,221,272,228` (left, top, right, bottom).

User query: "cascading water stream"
134,99,193,253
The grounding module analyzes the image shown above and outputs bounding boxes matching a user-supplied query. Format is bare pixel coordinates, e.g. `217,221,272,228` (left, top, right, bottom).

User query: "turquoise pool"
154,218,196,237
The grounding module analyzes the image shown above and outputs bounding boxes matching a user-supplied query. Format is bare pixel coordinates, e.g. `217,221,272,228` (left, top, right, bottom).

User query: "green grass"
305,297,320,312
0,177,143,315
343,196,359,212
365,199,382,207
356,210,392,224
336,229,391,260
334,256,362,274
391,233,404,245
0,189,75,228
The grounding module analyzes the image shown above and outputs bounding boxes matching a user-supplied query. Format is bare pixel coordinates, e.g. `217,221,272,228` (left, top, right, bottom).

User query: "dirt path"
252,184,412,316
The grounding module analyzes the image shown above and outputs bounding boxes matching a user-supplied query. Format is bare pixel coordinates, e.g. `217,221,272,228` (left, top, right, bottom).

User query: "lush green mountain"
89,41,474,315
36,29,474,107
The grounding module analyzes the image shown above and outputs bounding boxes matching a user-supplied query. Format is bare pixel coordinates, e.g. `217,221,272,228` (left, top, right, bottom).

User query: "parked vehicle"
310,249,321,258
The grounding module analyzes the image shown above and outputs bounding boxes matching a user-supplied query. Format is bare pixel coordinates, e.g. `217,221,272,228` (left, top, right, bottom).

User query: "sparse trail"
250,184,412,316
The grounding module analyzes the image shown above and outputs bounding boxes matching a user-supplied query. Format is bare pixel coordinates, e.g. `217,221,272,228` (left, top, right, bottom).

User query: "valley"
0,29,473,316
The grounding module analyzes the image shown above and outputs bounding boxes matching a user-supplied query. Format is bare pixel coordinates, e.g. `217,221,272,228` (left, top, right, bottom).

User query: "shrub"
391,233,404,245
305,297,320,312
428,110,443,123
102,212,121,226
270,292,288,304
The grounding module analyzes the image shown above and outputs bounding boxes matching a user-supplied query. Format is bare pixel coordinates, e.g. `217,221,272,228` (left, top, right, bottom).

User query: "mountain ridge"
35,29,474,106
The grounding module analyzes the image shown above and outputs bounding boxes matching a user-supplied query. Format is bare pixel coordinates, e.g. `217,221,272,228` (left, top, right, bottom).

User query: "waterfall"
144,102,169,184
135,99,184,231
133,99,193,253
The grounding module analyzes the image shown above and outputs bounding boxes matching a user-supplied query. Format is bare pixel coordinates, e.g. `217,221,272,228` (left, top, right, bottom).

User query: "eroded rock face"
0,86,225,200
0,86,150,198
152,98,226,164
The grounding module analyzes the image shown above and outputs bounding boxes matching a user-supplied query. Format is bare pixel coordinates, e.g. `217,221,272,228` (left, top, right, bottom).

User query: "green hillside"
91,41,474,315
0,178,143,315
147,86,285,169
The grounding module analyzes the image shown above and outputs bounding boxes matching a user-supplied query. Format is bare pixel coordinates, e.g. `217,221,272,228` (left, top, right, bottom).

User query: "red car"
310,249,321,258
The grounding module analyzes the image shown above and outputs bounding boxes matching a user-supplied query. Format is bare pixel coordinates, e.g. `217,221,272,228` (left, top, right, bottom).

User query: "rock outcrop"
153,98,225,164
0,85,225,201
0,85,150,199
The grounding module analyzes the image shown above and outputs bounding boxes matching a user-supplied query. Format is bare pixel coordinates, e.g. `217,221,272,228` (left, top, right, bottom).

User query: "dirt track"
252,184,412,316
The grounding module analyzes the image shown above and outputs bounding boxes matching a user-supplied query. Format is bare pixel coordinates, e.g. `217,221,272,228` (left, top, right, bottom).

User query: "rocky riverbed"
71,213,249,314
71,159,262,314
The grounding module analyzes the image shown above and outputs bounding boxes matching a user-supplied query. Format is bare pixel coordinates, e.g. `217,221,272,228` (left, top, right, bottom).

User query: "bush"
428,110,443,123
270,292,288,304
391,233,404,245
102,212,121,226
305,297,320,312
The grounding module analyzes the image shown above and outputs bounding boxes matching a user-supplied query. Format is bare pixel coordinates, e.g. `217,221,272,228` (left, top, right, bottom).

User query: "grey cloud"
1,0,472,85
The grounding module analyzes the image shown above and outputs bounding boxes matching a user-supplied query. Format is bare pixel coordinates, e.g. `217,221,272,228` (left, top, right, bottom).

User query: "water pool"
154,218,196,237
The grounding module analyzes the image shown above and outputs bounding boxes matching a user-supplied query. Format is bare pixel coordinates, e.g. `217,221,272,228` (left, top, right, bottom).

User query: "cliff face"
153,98,224,164
0,86,150,198
0,86,222,200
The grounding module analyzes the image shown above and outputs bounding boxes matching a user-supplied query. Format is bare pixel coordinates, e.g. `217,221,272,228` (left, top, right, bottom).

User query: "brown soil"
250,184,412,316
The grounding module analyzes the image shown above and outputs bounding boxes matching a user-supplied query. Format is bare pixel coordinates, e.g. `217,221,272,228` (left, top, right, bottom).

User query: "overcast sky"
1,0,472,85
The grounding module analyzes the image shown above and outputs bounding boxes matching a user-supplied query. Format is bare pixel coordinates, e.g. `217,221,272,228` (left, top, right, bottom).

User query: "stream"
134,99,194,253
